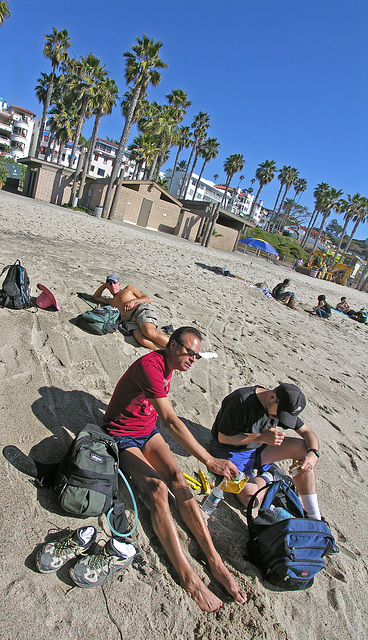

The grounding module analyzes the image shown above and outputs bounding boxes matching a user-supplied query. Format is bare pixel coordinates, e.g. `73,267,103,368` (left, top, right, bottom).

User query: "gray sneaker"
36,526,97,573
70,538,136,588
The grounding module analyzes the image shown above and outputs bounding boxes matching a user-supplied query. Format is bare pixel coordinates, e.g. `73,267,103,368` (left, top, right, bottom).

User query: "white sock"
111,539,136,558
300,494,321,520
79,526,95,544
260,471,273,484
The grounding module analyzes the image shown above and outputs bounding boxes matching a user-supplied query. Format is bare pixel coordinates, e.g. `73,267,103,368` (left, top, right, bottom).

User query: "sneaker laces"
87,545,115,570
54,536,83,555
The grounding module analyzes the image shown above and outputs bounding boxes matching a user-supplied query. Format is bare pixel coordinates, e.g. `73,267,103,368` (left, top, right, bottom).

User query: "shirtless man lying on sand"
93,274,169,351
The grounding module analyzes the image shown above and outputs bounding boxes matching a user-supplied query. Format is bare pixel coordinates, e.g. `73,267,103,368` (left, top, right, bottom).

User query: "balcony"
12,128,27,139
0,121,12,134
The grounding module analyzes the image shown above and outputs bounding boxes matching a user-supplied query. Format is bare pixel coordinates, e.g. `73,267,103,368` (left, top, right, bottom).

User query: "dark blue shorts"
113,428,160,451
209,439,271,477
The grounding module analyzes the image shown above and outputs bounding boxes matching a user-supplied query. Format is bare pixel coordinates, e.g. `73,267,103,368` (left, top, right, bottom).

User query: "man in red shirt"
102,326,246,612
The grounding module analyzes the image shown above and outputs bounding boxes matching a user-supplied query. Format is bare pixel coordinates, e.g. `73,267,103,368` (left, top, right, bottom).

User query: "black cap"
275,383,306,428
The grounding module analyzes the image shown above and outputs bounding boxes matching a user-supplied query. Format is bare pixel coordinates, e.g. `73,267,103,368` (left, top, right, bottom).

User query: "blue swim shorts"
208,439,271,477
113,428,159,451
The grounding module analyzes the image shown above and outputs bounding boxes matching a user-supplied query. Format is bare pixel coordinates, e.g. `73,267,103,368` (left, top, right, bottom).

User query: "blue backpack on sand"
0,259,32,309
76,305,121,335
245,480,338,591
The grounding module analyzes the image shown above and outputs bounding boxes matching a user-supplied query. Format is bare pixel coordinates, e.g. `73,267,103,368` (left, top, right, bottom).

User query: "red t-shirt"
103,350,172,437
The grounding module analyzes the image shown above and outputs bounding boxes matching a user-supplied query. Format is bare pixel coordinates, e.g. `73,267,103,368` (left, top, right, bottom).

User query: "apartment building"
29,118,135,179
0,99,35,160
164,168,265,224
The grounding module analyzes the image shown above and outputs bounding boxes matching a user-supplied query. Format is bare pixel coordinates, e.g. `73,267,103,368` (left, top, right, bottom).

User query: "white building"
164,168,265,223
29,119,135,180
0,99,35,160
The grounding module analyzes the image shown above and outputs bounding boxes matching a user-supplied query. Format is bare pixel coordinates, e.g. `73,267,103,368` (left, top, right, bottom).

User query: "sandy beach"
0,189,367,640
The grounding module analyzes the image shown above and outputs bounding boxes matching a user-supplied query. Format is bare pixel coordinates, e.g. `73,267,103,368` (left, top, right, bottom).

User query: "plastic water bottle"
269,505,295,521
201,486,223,515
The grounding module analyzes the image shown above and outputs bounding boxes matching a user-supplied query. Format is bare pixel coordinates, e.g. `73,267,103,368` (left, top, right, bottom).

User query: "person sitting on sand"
271,278,295,305
313,294,332,319
336,297,350,313
348,307,368,323
83,326,244,611
209,383,322,520
93,274,169,351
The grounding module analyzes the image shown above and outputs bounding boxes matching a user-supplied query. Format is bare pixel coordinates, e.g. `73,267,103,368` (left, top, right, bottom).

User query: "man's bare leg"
119,445,224,612
140,323,169,347
143,435,246,605
132,324,169,351
261,437,317,495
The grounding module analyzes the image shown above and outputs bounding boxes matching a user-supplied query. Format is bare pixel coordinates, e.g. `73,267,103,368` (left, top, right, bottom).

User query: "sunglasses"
106,280,118,285
176,340,201,360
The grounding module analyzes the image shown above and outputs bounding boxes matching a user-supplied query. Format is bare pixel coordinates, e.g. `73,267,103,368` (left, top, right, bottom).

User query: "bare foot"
180,571,223,612
208,555,247,604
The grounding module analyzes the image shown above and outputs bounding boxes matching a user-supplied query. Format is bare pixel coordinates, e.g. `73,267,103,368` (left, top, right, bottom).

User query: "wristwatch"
307,448,320,458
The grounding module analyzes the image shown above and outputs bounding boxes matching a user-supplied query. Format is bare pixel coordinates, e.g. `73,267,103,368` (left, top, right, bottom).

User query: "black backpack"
76,305,121,335
0,259,32,309
245,480,338,591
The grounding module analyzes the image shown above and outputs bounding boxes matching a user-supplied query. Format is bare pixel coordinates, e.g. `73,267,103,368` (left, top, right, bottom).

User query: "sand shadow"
156,415,212,458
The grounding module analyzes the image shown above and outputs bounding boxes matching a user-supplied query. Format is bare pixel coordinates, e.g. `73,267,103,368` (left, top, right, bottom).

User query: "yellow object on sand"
198,469,211,494
183,472,201,489
219,474,250,493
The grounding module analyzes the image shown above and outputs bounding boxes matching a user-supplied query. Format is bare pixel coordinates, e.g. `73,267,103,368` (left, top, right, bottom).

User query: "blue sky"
1,0,367,239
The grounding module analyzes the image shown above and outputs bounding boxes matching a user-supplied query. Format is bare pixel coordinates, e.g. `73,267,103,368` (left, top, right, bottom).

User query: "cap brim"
277,410,297,429
36,283,60,311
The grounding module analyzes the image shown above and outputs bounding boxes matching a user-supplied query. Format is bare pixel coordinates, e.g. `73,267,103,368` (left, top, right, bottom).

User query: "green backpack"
54,424,123,519
76,305,121,335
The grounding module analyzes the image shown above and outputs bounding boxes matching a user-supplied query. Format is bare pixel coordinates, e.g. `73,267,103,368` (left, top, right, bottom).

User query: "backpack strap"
246,480,304,535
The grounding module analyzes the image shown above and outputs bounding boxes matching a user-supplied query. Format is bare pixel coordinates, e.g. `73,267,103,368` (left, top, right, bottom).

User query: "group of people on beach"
3,270,326,611
271,277,367,323
36,274,324,610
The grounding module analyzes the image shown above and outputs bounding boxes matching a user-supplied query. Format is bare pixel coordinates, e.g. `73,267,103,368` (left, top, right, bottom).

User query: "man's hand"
123,299,137,312
262,428,285,446
207,456,238,479
298,451,318,473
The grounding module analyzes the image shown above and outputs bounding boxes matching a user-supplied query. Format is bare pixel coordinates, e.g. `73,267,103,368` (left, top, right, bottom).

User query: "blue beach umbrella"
239,237,278,256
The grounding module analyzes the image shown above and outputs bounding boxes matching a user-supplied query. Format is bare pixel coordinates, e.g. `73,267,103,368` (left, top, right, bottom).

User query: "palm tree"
179,112,210,198
141,102,181,180
339,195,368,259
78,75,119,203
311,186,344,252
192,137,219,200
168,126,191,190
221,154,244,207
300,182,329,247
331,195,358,262
128,133,160,179
67,54,106,169
48,97,76,164
35,28,71,158
213,173,219,183
166,89,191,121
0,1,10,24
294,177,307,203
178,159,187,171
249,159,276,218
103,34,167,219
270,166,299,231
